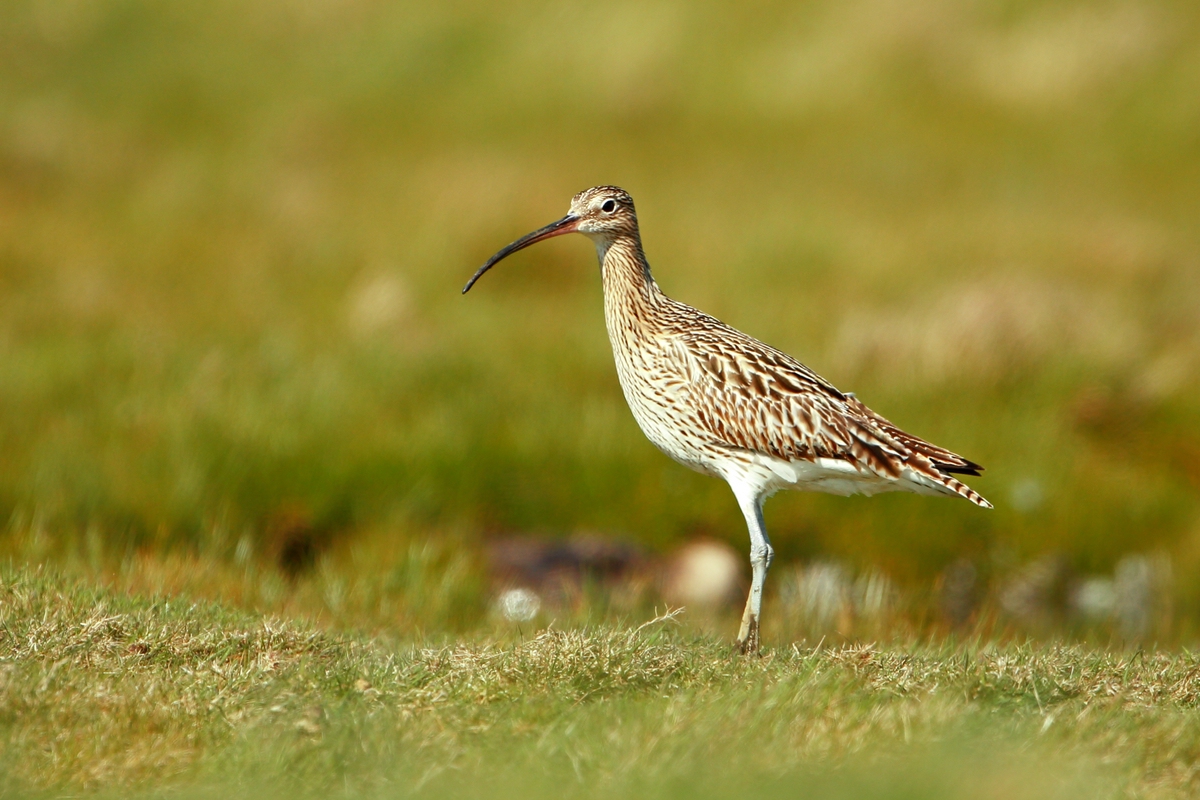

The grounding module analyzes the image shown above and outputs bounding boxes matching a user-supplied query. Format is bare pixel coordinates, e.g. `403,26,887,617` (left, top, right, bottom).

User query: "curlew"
463,186,991,654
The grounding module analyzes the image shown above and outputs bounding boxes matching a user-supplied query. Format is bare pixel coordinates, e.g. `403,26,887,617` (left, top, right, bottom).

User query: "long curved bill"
462,214,581,294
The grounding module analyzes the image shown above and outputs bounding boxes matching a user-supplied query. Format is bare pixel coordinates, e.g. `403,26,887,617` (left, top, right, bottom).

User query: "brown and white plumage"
464,186,991,653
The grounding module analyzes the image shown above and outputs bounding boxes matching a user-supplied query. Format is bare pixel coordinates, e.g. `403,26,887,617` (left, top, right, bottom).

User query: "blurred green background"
1,0,1198,635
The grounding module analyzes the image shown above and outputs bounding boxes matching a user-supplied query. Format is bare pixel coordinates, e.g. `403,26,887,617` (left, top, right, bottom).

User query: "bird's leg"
733,490,773,655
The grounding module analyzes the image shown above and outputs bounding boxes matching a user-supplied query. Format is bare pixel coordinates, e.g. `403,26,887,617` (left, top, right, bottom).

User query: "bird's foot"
735,618,760,656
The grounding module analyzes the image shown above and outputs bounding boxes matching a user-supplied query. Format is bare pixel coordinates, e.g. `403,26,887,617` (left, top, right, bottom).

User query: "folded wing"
663,316,991,508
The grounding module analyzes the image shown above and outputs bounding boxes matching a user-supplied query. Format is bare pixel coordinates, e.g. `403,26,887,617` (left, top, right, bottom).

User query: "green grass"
1,566,1198,798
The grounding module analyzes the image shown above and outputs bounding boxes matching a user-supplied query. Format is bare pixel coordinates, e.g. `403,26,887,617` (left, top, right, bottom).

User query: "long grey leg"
732,487,773,654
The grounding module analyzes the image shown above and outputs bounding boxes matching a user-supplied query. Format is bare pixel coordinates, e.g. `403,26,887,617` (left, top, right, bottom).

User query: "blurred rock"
1114,553,1171,639
1070,577,1116,621
938,558,979,627
1000,555,1073,625
264,505,329,578
661,539,743,610
485,535,647,608
1066,553,1172,638
495,587,541,623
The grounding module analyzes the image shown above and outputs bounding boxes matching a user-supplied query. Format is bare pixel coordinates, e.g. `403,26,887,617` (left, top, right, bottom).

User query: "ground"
2,566,1198,799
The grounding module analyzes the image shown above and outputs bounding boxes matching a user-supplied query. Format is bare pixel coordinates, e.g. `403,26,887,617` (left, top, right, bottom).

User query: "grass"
0,565,1198,798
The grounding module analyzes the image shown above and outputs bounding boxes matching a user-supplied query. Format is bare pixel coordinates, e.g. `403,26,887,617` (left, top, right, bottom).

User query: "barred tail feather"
903,460,992,509
937,472,992,509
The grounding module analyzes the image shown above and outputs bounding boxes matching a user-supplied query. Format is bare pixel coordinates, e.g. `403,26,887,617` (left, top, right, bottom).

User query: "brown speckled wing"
659,306,989,504
841,395,983,476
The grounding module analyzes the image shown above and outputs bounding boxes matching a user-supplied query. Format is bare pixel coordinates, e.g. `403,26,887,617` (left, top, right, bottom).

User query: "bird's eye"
601,199,616,213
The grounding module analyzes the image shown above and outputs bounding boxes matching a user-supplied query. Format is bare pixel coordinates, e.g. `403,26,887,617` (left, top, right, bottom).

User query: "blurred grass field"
2,0,1200,627
3,0,1200,795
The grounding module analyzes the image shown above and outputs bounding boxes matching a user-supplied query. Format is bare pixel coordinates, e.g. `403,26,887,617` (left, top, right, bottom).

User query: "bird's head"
567,185,638,238
462,185,638,294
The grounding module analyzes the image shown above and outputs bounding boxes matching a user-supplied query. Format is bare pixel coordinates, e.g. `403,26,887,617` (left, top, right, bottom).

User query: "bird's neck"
597,234,660,310
597,233,665,358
